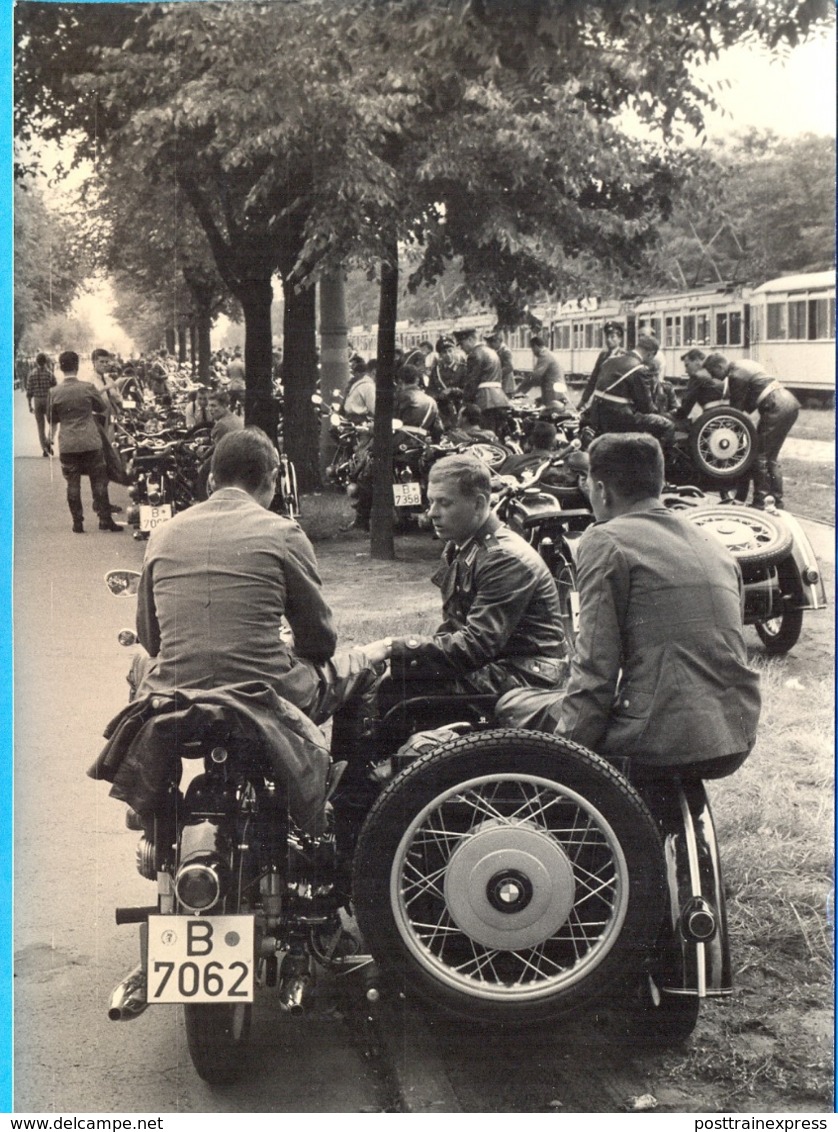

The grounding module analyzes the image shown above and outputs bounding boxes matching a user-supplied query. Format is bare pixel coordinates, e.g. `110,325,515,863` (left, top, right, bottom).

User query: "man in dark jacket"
703,353,800,509
47,351,123,534
364,453,565,704
670,349,726,422
587,335,674,450
455,328,510,434
394,364,443,439
26,352,56,455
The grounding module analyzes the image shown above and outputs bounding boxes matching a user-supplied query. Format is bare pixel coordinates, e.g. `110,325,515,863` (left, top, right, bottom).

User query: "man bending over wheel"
498,433,761,780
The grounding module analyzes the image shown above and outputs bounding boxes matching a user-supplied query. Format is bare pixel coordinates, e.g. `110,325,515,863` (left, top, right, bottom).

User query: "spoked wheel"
555,558,580,656
353,731,666,1025
689,408,757,483
184,1002,252,1085
754,556,805,653
464,441,510,470
686,506,793,569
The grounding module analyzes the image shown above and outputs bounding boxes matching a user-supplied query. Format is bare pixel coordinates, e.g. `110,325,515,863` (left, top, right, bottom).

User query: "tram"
348,271,835,404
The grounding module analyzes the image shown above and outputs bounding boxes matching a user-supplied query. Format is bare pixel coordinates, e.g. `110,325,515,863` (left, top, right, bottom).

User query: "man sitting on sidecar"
497,433,762,782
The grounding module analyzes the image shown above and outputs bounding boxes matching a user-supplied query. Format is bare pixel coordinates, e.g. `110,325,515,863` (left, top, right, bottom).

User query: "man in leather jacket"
703,352,800,509
587,334,675,450
363,453,566,705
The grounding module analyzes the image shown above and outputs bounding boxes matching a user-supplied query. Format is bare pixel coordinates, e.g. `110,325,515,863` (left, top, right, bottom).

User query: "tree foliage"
14,177,91,354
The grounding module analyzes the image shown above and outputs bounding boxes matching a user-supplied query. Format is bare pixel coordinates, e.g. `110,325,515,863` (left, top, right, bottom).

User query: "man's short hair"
211,428,279,493
528,421,557,450
208,389,230,407
636,335,659,355
681,348,706,363
91,348,111,363
429,453,491,499
35,352,49,367
588,433,664,500
453,329,476,344
530,335,545,349
58,351,79,373
703,353,729,375
397,363,423,386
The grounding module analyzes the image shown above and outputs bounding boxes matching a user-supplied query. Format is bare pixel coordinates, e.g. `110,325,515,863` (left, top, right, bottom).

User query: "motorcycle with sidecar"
95,565,745,1085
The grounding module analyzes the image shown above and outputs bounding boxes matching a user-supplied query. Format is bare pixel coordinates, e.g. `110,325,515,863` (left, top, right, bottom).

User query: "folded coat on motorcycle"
88,682,331,835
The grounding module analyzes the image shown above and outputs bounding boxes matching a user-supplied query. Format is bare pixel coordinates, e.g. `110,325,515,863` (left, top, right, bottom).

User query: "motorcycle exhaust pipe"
108,964,148,1021
278,973,310,1016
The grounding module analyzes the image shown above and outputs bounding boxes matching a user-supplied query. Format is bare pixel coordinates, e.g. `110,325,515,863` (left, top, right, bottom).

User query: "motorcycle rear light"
802,568,820,585
175,861,224,912
148,490,162,505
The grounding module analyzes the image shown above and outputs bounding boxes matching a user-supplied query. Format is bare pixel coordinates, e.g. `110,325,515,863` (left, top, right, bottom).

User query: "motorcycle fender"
658,780,732,998
773,511,827,611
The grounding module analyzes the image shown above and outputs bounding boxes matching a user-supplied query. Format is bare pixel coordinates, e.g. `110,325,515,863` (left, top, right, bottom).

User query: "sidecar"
504,481,825,656
353,717,731,1043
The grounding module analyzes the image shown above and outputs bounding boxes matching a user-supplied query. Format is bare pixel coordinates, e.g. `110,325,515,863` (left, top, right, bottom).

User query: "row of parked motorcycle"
111,382,300,540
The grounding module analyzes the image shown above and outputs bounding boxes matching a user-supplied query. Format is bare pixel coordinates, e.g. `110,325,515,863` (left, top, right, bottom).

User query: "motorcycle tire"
621,978,701,1046
686,506,793,569
754,557,805,653
184,1002,252,1085
353,729,666,1026
688,408,757,483
463,441,510,470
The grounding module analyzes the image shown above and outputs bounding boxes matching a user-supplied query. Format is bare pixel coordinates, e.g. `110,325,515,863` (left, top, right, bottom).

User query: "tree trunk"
371,247,398,561
282,280,321,493
177,324,187,364
189,321,198,375
318,271,350,476
319,271,350,398
196,308,212,383
165,327,176,356
239,276,276,439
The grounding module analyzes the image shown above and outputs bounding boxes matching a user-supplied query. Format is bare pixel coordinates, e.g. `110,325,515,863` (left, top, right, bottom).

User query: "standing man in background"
47,351,123,534
518,336,568,406
485,331,516,396
26,352,56,456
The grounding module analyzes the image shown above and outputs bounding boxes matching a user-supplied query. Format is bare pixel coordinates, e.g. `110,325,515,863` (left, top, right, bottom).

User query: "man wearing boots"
47,351,123,534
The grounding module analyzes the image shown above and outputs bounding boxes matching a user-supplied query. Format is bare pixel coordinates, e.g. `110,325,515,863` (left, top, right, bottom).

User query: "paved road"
12,448,388,1113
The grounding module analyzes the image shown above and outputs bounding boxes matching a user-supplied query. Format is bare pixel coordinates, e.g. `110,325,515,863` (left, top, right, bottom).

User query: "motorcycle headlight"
175,858,227,913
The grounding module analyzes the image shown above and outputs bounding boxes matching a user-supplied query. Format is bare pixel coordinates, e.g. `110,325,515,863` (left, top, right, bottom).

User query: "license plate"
146,915,255,1004
139,503,173,531
393,482,422,507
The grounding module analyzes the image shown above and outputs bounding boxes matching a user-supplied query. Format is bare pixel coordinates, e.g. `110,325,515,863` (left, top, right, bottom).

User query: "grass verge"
782,458,834,524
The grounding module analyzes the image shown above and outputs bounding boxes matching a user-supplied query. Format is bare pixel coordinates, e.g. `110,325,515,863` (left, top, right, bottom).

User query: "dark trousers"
59,448,112,523
593,402,675,449
32,397,50,452
754,389,800,506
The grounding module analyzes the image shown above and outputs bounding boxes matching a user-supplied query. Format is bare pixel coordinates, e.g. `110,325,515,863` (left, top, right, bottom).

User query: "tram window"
696,313,710,344
683,315,695,345
808,298,831,340
716,313,728,346
729,311,742,346
766,302,788,340
584,323,595,349
789,300,806,339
